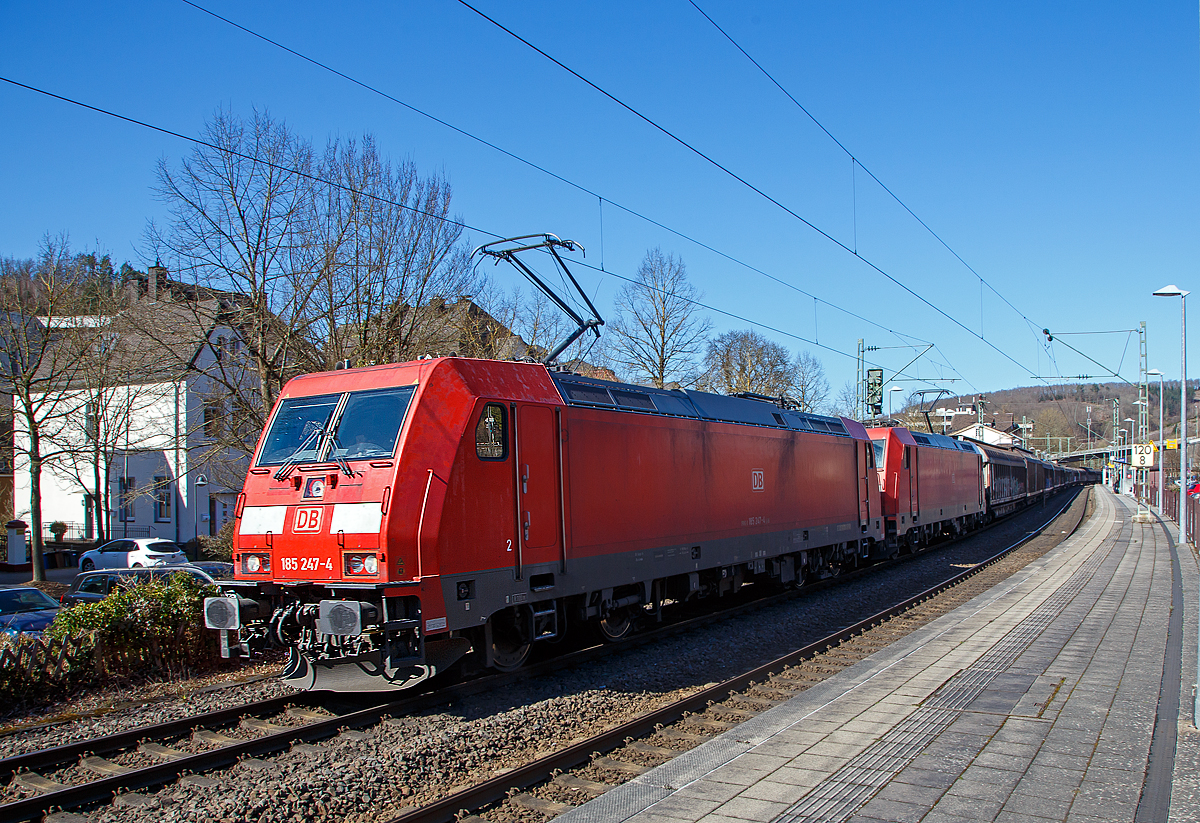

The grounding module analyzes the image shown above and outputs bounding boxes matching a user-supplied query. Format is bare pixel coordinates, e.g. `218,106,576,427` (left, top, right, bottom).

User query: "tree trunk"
28,427,45,582
92,441,105,542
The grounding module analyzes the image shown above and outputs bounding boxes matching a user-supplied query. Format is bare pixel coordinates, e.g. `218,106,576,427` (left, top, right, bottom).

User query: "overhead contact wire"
685,0,1041,335
176,0,937,350
0,75,939,385
454,0,1045,382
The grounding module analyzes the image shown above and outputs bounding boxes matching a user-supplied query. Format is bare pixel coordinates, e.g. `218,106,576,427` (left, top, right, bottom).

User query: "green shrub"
47,572,222,680
198,519,235,562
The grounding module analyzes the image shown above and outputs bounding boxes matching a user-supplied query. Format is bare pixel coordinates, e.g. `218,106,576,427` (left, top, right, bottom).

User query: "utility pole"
856,339,863,421
1111,398,1120,489
1138,321,1149,513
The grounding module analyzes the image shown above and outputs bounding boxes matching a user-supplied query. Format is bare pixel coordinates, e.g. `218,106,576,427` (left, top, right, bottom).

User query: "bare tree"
148,107,319,418
306,136,480,369
700,329,793,396
0,236,96,580
146,111,481,465
791,351,830,413
830,379,858,418
41,302,180,544
609,248,711,387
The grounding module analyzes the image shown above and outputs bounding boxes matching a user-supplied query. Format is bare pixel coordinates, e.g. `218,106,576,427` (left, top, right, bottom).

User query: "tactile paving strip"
771,515,1120,823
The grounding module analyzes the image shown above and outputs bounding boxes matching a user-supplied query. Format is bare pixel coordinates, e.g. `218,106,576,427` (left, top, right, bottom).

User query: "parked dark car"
0,586,62,639
61,565,228,607
176,561,234,580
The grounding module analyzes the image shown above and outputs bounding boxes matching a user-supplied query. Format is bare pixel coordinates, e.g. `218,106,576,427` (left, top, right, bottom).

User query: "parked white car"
79,538,188,571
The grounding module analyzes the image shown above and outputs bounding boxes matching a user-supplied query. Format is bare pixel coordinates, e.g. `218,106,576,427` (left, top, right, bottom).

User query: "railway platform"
556,486,1200,823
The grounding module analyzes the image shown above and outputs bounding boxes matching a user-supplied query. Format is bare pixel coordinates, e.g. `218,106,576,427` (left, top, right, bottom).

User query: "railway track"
0,488,1087,823
391,487,1091,823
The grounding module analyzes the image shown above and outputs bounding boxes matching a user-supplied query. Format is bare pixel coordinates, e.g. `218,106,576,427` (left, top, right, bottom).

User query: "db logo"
293,507,323,533
751,470,765,492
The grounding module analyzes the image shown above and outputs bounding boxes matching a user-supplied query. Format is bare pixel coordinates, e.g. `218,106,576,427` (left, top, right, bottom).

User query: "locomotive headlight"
344,552,378,576
241,553,269,574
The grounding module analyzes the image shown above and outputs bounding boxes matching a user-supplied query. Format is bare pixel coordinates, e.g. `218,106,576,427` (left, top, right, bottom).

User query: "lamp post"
1154,285,1188,542
1153,283,1191,726
193,474,207,547
1124,417,1136,496
888,386,904,419
1148,369,1164,510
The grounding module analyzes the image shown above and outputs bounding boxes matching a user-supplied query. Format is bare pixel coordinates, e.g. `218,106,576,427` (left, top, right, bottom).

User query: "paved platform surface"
558,487,1200,823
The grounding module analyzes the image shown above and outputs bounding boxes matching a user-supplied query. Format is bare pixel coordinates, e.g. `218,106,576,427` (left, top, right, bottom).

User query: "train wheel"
488,606,533,671
596,609,634,642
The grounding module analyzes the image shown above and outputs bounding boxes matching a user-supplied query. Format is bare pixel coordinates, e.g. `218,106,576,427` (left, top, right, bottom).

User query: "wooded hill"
937,380,1195,451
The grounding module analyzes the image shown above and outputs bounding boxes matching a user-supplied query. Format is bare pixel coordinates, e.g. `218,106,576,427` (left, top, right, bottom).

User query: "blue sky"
1,1,1197,399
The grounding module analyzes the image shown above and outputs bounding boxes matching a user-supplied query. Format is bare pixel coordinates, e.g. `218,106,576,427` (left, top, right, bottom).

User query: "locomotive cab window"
476,404,508,460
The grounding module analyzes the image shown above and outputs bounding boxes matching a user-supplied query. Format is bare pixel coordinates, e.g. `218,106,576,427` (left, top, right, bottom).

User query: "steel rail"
385,487,1089,823
0,693,307,780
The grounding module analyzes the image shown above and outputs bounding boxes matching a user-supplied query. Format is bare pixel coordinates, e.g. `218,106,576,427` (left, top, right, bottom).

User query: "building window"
118,476,136,522
85,401,98,442
203,398,223,439
154,476,172,522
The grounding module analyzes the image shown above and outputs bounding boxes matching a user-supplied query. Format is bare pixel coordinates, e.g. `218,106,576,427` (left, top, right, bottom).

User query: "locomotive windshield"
257,386,416,466
871,439,886,466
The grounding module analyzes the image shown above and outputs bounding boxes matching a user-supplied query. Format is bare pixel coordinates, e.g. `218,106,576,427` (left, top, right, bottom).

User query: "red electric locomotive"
867,427,985,549
205,357,886,691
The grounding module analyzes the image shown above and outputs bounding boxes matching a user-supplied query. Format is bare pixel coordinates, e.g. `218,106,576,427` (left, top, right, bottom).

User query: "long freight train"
204,357,1094,691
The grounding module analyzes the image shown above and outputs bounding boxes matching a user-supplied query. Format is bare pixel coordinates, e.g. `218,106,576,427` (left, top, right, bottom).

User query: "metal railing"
1160,487,1200,544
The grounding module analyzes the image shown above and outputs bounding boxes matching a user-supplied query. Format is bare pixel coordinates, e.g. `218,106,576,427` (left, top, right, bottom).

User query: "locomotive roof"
868,426,978,454
549,371,854,437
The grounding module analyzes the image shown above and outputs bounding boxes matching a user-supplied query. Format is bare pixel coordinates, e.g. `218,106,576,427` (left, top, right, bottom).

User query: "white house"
950,421,1026,449
12,286,252,546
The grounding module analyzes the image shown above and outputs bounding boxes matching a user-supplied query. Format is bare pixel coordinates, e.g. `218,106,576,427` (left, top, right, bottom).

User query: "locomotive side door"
858,441,871,529
514,404,562,570
907,446,919,520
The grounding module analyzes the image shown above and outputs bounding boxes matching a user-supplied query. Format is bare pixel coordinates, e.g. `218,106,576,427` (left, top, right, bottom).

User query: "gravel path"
5,489,1087,823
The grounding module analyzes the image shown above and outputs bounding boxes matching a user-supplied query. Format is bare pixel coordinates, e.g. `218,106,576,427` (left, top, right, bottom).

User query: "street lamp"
888,386,904,419
193,474,208,547
1154,284,1189,543
1148,368,1164,510
1124,417,1135,494
1153,283,1192,726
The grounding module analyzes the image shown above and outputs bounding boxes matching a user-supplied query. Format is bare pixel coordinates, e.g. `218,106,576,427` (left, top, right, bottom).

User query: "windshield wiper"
327,436,355,478
273,421,330,481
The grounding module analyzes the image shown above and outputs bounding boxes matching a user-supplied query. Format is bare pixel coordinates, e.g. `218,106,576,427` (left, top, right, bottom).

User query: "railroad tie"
178,775,219,788
733,695,779,710
12,773,66,794
240,718,287,734
80,756,130,776
552,774,613,796
43,812,88,823
710,705,756,720
687,715,737,732
656,728,712,744
624,741,678,758
510,794,575,816
138,742,187,761
286,707,332,722
593,756,650,775
192,729,238,746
